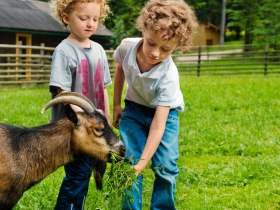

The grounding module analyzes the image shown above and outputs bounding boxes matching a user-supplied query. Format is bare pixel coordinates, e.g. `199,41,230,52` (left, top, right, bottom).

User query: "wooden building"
193,23,220,47
0,0,113,49
0,0,114,84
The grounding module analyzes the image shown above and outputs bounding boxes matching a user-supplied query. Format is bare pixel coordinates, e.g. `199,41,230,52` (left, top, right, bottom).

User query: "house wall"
193,23,220,47
204,26,220,45
0,31,64,49
0,32,16,59
0,31,113,50
0,31,112,66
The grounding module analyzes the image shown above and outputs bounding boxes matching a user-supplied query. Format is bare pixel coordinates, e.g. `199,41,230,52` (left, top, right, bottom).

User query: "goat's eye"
94,128,104,136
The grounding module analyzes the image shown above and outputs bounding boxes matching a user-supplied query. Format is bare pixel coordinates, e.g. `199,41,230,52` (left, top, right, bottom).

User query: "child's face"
62,2,100,41
141,29,178,65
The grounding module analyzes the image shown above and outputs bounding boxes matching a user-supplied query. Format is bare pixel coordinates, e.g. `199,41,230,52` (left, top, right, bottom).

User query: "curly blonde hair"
50,0,110,27
137,0,198,50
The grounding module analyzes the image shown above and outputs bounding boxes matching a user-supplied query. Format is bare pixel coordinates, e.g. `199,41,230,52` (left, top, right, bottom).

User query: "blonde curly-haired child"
49,0,111,209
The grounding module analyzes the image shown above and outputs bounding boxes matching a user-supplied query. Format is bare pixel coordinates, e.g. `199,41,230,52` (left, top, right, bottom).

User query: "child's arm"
104,88,111,126
113,63,125,129
134,105,170,176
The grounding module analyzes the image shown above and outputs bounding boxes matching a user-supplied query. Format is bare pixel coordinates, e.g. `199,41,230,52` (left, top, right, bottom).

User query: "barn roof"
0,0,113,36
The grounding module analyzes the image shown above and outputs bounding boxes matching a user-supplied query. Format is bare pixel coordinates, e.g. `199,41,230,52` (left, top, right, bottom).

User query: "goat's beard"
92,159,107,190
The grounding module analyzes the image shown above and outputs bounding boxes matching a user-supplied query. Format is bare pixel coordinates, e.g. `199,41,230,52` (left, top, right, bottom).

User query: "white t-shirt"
114,38,184,112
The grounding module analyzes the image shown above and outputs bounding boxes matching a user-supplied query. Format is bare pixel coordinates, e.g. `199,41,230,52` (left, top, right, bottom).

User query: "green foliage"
252,0,280,48
95,155,138,209
108,16,126,49
35,0,280,49
227,0,280,48
105,0,144,47
1,76,279,209
186,0,222,26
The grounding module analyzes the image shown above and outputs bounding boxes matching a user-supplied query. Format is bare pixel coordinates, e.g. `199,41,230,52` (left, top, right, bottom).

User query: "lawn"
0,76,279,210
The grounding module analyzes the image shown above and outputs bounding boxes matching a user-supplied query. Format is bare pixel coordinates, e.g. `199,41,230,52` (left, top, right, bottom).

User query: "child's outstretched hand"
113,105,122,129
133,159,148,176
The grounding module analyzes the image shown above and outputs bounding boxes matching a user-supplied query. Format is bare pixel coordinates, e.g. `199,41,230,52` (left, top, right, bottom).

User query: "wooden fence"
173,44,280,76
0,44,53,85
0,43,279,85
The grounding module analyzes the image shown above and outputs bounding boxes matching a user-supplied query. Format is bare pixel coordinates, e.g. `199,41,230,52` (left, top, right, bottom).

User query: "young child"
49,0,111,209
113,0,198,209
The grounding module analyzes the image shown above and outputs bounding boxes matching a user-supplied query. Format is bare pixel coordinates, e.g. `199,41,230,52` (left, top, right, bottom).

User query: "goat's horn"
41,95,95,114
55,91,96,109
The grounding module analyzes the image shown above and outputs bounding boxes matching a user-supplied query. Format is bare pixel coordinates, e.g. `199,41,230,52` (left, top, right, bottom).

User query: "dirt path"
175,49,243,62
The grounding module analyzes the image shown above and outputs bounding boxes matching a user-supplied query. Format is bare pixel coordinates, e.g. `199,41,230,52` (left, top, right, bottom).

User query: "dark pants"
54,154,94,210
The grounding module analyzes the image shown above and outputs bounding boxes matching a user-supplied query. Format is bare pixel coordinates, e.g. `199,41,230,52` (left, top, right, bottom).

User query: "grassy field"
0,76,279,210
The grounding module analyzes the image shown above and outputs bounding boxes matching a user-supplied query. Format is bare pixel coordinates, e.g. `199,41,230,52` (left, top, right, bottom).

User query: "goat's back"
0,122,73,209
0,124,25,209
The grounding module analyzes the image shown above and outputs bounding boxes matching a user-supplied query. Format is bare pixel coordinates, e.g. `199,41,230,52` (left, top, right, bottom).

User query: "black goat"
0,92,125,210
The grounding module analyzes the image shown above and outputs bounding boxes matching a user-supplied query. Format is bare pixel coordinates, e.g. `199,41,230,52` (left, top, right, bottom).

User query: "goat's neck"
21,120,76,187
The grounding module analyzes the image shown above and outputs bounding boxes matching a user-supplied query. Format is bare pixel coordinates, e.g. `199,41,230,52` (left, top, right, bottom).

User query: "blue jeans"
120,100,180,210
54,154,94,210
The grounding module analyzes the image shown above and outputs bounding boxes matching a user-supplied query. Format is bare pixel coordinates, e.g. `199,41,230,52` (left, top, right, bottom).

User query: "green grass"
0,76,279,209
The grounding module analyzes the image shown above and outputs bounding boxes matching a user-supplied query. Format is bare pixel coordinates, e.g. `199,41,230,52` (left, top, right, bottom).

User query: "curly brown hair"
137,0,198,50
50,0,110,27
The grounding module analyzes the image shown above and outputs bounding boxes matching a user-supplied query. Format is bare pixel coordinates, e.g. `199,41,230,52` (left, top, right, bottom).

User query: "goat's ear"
64,104,79,126
92,159,107,190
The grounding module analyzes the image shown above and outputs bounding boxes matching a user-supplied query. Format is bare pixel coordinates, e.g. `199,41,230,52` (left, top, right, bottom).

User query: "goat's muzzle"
108,140,126,163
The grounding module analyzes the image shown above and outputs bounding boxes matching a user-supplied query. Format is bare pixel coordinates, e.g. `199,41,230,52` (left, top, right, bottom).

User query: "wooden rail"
0,44,116,85
173,44,280,76
0,43,279,85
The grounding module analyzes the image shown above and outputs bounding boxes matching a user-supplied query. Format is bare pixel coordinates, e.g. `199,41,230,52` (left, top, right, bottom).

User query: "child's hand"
133,160,148,176
113,105,123,129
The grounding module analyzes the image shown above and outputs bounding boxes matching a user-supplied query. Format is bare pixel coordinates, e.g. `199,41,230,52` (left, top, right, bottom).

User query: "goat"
0,92,125,210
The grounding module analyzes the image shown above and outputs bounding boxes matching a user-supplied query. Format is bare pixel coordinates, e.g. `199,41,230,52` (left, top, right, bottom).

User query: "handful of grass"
98,154,138,209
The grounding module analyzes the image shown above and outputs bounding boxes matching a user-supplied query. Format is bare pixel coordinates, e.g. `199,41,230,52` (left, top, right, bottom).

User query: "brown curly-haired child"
113,0,198,209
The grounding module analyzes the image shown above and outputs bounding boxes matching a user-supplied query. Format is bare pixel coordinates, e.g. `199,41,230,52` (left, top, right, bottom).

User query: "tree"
106,0,145,47
253,0,280,48
227,0,280,48
227,0,261,46
36,0,280,49
186,0,222,27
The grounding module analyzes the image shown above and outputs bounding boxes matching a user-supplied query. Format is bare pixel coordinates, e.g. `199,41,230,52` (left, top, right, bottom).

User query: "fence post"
40,43,45,70
15,41,23,81
264,44,269,75
197,46,201,77
206,46,209,62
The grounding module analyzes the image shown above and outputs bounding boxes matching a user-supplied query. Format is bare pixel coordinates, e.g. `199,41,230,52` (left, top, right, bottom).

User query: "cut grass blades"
98,153,138,209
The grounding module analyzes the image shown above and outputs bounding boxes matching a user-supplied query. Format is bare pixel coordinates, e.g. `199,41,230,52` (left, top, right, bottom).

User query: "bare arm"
134,105,170,176
113,63,125,129
103,88,111,125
